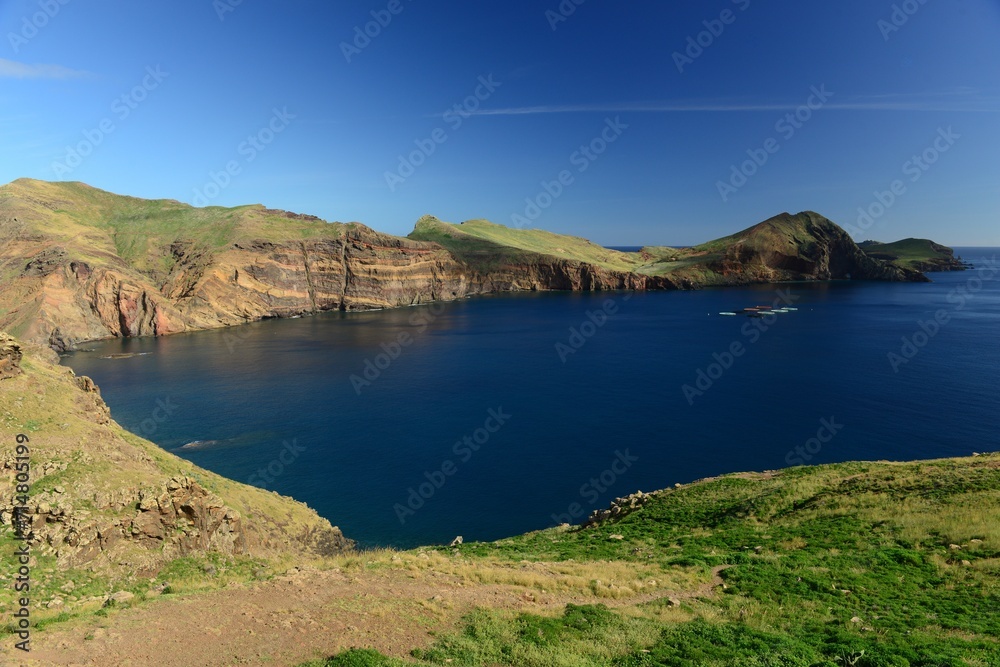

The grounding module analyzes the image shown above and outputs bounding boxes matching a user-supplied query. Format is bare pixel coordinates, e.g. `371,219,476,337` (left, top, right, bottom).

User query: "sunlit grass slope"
312,454,1000,666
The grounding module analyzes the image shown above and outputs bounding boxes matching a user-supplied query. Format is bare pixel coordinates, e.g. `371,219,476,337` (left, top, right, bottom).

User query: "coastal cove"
61,250,1000,549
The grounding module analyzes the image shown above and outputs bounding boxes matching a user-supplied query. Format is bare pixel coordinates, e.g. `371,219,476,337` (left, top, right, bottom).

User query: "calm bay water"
62,249,1000,548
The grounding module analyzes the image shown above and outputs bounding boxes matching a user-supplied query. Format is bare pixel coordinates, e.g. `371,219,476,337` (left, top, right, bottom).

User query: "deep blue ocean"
62,249,1000,548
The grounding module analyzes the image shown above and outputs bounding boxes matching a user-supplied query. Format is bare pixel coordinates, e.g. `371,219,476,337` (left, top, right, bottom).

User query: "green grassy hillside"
0,178,351,277
859,239,965,271
309,454,1000,666
0,335,350,637
408,216,647,273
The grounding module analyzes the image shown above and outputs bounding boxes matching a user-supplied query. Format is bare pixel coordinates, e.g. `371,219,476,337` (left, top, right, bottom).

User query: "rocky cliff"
6,225,682,350
0,180,930,349
0,332,22,379
408,215,691,292
1,180,688,349
1,218,469,349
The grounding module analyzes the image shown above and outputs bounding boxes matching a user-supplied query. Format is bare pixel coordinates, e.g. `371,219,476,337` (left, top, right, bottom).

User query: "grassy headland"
859,239,967,272
308,455,1000,666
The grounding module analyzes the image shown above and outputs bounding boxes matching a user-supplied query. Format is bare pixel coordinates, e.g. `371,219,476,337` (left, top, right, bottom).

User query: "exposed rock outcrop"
0,332,23,379
581,490,656,528
456,258,686,293
1,474,351,568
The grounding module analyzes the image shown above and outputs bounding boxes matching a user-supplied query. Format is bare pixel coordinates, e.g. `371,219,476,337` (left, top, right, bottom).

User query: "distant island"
858,238,969,272
0,178,959,350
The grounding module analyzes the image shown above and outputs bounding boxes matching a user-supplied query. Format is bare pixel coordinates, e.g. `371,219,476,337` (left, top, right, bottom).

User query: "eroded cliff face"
457,258,687,293
157,227,479,330
168,228,685,326
0,227,443,347
3,223,686,349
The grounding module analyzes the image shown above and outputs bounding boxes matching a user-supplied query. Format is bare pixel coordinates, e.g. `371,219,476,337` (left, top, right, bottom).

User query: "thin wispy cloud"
0,58,90,79
444,91,1000,117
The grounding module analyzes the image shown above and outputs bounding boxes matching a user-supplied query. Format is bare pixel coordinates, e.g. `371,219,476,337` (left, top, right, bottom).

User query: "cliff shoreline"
0,179,934,351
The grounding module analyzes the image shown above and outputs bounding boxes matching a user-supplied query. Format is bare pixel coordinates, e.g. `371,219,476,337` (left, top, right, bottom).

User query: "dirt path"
15,565,727,667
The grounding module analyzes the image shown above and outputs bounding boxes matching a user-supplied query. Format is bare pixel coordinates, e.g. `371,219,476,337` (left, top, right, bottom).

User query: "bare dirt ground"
14,564,727,667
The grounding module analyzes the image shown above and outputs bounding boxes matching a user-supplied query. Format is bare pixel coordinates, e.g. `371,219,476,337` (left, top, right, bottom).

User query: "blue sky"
2,0,998,245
